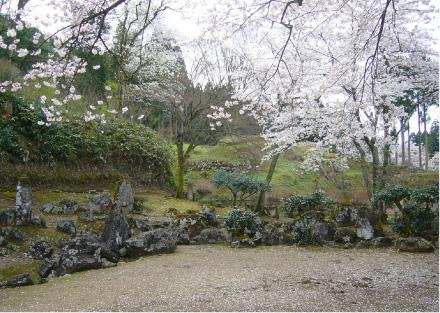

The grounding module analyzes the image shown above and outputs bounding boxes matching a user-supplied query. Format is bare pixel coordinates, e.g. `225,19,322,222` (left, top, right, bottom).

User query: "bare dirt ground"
0,245,438,312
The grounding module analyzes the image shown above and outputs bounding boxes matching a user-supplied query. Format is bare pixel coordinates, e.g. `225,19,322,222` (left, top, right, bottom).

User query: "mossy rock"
334,227,357,244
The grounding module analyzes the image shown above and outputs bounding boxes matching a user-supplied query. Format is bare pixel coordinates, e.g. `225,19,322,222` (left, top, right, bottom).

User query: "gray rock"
56,232,102,275
0,236,7,247
39,257,58,278
128,218,151,232
101,212,131,252
372,236,393,248
15,182,32,225
56,220,76,235
41,202,54,213
292,212,336,244
58,199,78,214
394,237,435,253
31,216,47,228
3,273,34,288
202,207,218,226
125,228,177,257
115,182,134,214
28,240,53,260
85,192,113,213
0,208,15,226
192,228,229,244
356,217,374,240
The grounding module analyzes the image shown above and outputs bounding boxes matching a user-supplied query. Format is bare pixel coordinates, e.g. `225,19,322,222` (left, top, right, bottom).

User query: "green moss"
0,261,40,282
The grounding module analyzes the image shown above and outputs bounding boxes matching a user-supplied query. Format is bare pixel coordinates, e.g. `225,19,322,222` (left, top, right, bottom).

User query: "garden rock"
85,192,113,213
41,203,54,213
15,182,32,225
28,240,53,260
31,216,47,228
115,182,134,214
192,227,229,244
125,228,177,257
356,217,374,240
57,220,76,235
202,207,218,226
394,237,434,253
58,199,78,214
372,236,393,248
56,232,102,275
334,227,357,244
3,273,34,288
170,223,190,245
0,208,15,226
127,217,151,232
101,212,131,252
39,257,59,278
293,212,335,244
0,236,7,247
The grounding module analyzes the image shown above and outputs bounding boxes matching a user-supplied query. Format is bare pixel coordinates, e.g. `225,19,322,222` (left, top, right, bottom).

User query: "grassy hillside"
181,136,438,206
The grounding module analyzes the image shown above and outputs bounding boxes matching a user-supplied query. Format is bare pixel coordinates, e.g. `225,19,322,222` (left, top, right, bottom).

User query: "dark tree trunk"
256,153,280,213
418,104,422,168
407,124,411,166
400,119,405,164
423,103,429,169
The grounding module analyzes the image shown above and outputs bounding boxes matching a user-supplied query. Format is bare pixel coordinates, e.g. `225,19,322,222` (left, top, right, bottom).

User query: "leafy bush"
212,170,270,207
0,93,173,183
378,185,439,237
223,208,261,236
283,190,332,217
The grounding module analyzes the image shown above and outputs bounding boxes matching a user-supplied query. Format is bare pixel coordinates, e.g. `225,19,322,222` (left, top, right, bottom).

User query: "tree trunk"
407,124,411,166
418,104,422,168
256,153,280,213
354,141,371,200
381,127,391,190
176,141,185,198
423,103,429,169
400,119,405,164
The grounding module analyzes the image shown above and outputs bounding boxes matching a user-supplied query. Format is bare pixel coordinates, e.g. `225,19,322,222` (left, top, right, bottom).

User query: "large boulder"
57,220,76,235
202,207,218,226
127,217,151,232
192,227,229,244
115,182,134,214
28,240,53,260
292,212,336,244
0,208,15,226
39,257,59,279
101,212,131,253
356,217,374,240
125,228,177,257
2,273,34,288
394,237,435,253
56,232,102,276
15,182,32,225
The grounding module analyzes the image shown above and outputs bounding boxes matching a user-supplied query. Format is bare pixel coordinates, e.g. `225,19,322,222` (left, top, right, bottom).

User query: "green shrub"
0,93,173,183
212,170,270,207
223,208,261,236
283,190,332,217
379,185,439,237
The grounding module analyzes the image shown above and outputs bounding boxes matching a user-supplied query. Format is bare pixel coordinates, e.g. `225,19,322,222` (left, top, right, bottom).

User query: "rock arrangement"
1,181,437,289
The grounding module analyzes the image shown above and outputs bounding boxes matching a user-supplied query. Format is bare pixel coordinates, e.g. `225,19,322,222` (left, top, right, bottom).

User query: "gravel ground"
0,245,438,312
